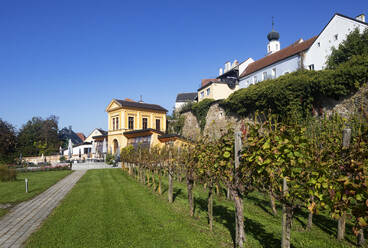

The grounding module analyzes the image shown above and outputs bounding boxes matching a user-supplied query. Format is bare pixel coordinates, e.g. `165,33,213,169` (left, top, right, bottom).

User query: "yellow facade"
198,82,239,102
106,99,167,154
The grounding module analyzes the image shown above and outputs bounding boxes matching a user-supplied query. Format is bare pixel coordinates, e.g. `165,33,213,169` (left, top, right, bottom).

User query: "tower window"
254,76,257,83
128,117,134,129
206,88,210,95
112,117,119,130
309,64,315,71
142,118,148,129
317,42,320,47
334,34,338,41
155,119,161,131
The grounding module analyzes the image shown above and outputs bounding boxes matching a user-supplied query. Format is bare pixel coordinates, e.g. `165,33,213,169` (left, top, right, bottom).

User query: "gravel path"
0,170,86,248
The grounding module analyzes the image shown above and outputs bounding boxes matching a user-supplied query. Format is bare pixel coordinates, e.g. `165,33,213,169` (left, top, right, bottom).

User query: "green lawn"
0,170,72,218
26,169,356,248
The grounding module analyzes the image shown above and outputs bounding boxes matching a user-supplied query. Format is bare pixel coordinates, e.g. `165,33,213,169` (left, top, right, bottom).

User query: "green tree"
17,116,60,156
327,28,368,68
0,119,17,164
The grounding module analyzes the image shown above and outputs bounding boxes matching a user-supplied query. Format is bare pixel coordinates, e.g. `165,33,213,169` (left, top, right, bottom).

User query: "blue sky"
0,0,366,135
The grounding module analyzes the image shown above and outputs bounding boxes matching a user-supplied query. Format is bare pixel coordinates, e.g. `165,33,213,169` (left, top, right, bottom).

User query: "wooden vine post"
337,128,351,241
281,177,292,248
234,131,245,247
168,149,173,203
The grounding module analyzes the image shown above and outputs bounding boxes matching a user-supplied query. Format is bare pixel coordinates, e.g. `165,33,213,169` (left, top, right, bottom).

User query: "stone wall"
203,103,241,139
181,111,200,141
179,83,368,140
321,83,368,118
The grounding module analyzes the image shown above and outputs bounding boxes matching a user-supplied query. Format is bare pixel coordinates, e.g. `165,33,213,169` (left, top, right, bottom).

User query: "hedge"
221,54,368,118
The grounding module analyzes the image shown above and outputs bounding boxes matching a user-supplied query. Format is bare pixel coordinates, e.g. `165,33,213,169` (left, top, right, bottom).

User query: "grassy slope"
26,169,226,248
0,170,72,218
26,169,356,248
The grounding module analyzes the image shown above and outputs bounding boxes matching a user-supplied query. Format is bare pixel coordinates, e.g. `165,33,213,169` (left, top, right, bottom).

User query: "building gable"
106,99,122,112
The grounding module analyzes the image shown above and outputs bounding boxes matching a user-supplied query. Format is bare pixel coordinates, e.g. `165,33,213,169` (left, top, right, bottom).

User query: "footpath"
0,170,86,248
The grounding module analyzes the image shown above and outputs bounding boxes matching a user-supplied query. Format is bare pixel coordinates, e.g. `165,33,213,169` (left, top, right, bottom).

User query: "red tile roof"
201,78,219,87
76,133,86,142
240,36,318,78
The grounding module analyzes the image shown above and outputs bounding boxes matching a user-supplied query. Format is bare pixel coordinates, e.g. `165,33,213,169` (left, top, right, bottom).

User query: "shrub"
222,54,368,119
59,155,66,162
0,164,17,181
191,99,216,131
327,28,368,69
106,153,115,165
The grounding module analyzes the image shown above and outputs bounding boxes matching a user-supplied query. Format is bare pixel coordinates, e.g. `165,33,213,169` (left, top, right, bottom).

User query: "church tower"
267,17,280,54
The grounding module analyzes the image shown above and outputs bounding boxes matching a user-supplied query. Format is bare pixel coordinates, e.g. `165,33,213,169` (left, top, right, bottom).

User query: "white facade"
240,55,300,88
239,13,367,89
304,14,368,71
63,143,92,157
238,58,254,76
85,128,104,143
175,102,188,111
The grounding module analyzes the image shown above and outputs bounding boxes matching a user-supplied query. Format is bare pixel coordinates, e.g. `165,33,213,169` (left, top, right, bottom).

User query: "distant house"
63,143,92,158
239,13,367,89
197,58,254,102
85,128,107,143
175,92,197,112
85,128,108,158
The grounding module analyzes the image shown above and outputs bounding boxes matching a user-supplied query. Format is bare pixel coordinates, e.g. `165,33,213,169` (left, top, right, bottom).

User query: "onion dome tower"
267,17,280,54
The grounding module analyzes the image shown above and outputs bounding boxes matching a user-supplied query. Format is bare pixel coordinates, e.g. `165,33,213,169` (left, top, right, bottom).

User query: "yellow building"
106,98,168,154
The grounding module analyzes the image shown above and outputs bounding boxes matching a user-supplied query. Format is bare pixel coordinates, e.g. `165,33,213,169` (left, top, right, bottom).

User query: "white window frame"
262,71,267,81
272,68,276,79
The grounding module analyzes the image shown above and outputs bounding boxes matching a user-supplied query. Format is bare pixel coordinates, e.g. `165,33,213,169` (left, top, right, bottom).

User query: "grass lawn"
26,169,356,248
0,170,72,218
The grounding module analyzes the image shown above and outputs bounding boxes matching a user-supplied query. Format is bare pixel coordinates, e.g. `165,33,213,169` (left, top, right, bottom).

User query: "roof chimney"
232,60,239,68
356,14,365,22
224,62,231,72
69,125,72,133
219,68,223,76
138,95,144,103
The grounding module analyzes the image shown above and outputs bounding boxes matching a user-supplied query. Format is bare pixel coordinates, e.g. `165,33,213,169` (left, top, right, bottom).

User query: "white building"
63,143,92,158
304,13,367,70
239,13,367,89
175,92,197,112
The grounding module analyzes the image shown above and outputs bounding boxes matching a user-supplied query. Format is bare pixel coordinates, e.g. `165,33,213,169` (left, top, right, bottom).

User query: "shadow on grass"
246,195,280,217
194,197,283,248
293,208,356,246
173,189,182,202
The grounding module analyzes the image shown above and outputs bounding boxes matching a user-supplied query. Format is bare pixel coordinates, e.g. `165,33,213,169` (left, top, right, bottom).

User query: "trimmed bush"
222,54,368,119
0,165,17,181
